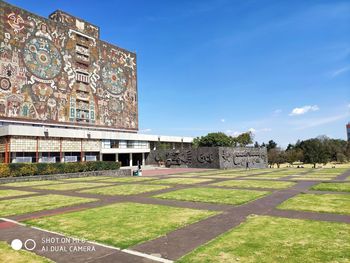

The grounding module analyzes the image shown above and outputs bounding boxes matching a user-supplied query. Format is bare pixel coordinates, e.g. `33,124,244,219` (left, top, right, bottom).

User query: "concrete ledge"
0,169,132,184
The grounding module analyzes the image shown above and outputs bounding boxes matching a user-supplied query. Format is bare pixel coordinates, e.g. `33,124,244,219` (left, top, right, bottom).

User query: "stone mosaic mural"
147,147,268,169
0,2,138,130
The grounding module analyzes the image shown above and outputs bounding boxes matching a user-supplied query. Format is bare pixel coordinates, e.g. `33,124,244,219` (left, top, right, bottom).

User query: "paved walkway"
0,167,349,262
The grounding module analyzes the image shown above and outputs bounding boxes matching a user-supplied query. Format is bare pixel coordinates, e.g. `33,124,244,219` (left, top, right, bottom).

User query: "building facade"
347,123,350,142
0,1,192,165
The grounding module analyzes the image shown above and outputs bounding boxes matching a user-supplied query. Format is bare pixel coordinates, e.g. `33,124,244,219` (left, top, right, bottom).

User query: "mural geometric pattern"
23,37,62,80
0,2,138,131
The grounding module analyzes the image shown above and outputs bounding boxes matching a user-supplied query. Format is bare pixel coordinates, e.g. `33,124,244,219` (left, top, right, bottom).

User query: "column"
80,139,84,162
129,153,132,167
4,136,9,164
115,153,119,162
59,138,63,163
142,152,145,165
36,137,39,163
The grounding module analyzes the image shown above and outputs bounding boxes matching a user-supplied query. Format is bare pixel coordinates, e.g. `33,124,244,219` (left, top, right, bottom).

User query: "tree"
296,138,329,168
156,142,172,150
254,141,260,148
268,148,285,168
236,132,254,146
285,148,303,166
193,132,233,147
266,140,277,151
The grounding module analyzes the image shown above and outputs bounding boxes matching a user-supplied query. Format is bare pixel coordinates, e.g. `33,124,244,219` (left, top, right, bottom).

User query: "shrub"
0,161,121,178
0,164,10,177
19,163,38,177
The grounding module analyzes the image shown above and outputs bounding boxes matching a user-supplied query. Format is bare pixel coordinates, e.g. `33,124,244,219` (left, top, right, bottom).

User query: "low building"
0,1,192,166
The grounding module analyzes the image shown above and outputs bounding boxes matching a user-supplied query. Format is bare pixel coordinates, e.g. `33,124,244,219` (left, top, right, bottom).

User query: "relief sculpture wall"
0,2,138,131
146,147,267,169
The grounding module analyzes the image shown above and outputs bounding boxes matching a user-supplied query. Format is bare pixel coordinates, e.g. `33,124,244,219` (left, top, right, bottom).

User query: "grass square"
79,184,171,196
212,180,295,189
0,189,36,199
178,215,350,263
25,202,217,249
278,193,350,215
201,174,245,178
0,194,98,217
290,177,333,181
311,182,350,192
246,174,287,179
99,177,156,183
0,241,52,263
150,178,213,185
153,187,270,205
60,176,113,182
32,182,112,191
2,180,63,188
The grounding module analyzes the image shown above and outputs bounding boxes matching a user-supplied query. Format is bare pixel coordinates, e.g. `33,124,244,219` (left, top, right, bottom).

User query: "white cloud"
220,118,225,123
226,128,272,136
330,66,350,78
248,127,272,133
273,109,282,115
291,113,349,130
289,105,319,116
225,130,241,136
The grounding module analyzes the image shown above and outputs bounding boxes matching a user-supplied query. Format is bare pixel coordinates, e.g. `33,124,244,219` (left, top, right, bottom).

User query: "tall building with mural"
0,1,192,165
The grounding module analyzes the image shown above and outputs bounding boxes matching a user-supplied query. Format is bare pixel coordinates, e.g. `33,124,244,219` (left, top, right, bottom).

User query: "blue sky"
8,0,350,146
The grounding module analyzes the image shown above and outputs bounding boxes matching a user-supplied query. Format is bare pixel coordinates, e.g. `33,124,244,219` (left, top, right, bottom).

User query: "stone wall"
146,147,268,169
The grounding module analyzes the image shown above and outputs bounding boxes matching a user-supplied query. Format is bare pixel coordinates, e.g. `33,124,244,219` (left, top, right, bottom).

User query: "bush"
0,161,121,178
0,164,10,177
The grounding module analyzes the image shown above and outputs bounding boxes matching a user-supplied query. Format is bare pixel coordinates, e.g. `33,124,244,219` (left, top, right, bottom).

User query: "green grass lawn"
0,241,53,263
150,178,213,185
178,215,350,263
212,180,295,189
312,182,350,192
243,176,286,180
300,174,339,179
32,182,112,191
153,187,270,205
2,180,63,188
0,189,37,198
308,168,348,174
79,184,170,196
245,174,289,179
99,177,157,183
60,176,113,182
278,193,350,215
0,194,97,217
290,177,334,181
25,202,217,249
201,174,245,178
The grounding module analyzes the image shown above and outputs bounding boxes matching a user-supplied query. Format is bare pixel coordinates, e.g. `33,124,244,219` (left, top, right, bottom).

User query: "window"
102,140,111,149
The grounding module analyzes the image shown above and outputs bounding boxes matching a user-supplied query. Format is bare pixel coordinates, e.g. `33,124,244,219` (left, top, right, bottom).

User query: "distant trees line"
191,132,350,168
261,136,350,168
